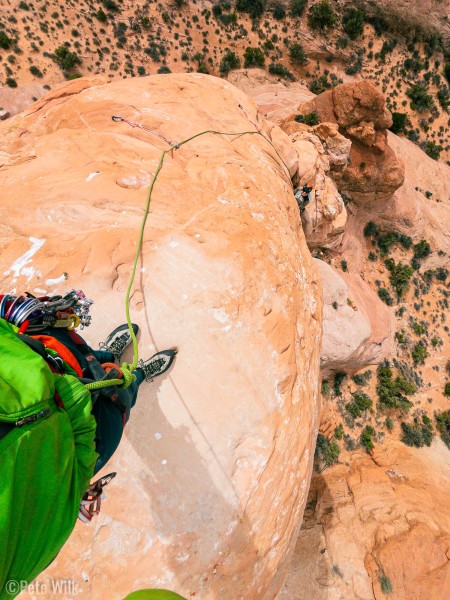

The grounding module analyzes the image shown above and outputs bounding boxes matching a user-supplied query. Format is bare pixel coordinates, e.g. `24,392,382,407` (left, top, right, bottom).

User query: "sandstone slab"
0,74,322,600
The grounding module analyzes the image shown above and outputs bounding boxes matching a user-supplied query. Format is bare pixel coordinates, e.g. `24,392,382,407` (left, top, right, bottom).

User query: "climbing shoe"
136,348,178,382
99,323,139,361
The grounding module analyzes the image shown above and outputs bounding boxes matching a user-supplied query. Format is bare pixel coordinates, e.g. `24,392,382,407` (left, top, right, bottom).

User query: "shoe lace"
100,334,129,360
139,357,166,381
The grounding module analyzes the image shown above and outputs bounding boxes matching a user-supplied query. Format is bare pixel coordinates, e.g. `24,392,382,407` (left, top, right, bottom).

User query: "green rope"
85,125,290,391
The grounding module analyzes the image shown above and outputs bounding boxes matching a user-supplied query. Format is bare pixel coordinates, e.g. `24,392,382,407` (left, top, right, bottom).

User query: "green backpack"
0,318,98,599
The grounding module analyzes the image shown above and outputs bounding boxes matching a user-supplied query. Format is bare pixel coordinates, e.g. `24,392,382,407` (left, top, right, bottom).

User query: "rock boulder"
0,74,322,600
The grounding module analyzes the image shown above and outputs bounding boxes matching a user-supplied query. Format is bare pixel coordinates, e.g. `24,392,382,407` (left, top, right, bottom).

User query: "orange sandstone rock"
0,73,322,600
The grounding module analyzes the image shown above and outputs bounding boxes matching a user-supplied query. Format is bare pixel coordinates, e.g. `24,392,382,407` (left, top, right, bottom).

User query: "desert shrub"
52,45,81,71
96,8,107,21
295,112,319,125
0,30,12,49
346,392,372,418
333,371,347,396
444,382,450,396
352,370,372,386
380,576,393,594
290,0,307,17
321,380,331,395
272,3,286,19
412,342,428,365
385,417,394,431
236,0,265,19
389,112,407,134
413,240,431,259
103,0,120,12
435,410,450,447
406,84,434,112
5,77,17,88
220,49,240,74
315,434,340,467
244,46,265,68
401,416,433,447
377,361,415,411
378,288,394,306
437,87,449,111
289,42,308,66
308,1,337,31
445,63,450,85
364,221,378,237
342,8,365,40
334,424,344,439
29,65,43,77
424,141,443,160
157,65,171,73
361,425,375,452
269,63,295,80
379,39,396,62
388,262,414,298
341,260,348,272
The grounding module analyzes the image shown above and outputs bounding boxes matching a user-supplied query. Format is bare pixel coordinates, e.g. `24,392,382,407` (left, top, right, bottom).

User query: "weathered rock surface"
292,82,405,204
280,440,450,600
0,74,323,600
227,68,314,125
315,260,395,375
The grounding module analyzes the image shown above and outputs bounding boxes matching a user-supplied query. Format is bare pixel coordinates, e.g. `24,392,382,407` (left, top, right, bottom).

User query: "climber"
294,182,314,214
0,292,177,599
45,323,178,479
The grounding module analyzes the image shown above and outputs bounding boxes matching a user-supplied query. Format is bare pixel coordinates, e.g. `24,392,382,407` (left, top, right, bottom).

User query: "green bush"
364,221,379,237
346,392,372,418
385,417,394,431
380,575,393,594
52,45,81,71
361,425,375,452
29,65,43,78
444,382,450,397
295,112,319,125
389,112,407,134
401,417,433,447
5,77,17,88
220,50,241,74
435,410,450,447
388,262,414,298
289,42,308,66
290,0,307,17
406,84,434,112
334,424,344,439
308,1,337,31
377,361,415,412
269,63,295,80
412,342,429,365
236,0,265,19
96,8,107,21
378,288,394,306
272,3,286,19
315,434,340,466
157,65,171,73
445,63,450,85
424,141,443,160
413,240,431,259
244,47,265,68
342,8,365,40
0,30,12,49
103,0,120,12
333,371,347,396
321,380,331,395
352,370,372,386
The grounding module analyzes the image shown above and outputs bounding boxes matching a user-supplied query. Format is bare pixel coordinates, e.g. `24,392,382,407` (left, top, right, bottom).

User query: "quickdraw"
111,115,180,149
78,472,117,523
